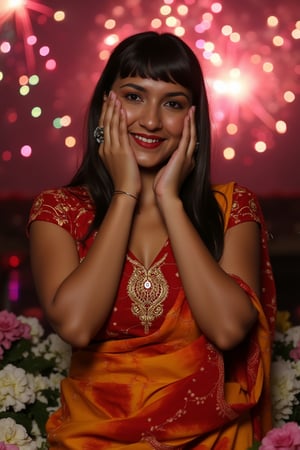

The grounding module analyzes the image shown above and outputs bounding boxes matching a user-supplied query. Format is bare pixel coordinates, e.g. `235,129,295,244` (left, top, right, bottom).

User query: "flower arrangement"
249,311,300,449
0,310,71,450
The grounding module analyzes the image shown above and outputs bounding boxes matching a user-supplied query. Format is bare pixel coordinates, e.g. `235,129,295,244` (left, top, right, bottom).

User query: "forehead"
112,76,192,97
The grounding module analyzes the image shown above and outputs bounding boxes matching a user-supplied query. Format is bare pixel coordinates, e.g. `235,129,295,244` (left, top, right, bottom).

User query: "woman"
28,32,276,449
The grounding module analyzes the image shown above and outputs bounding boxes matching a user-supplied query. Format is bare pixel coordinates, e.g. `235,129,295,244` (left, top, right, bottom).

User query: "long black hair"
68,31,224,260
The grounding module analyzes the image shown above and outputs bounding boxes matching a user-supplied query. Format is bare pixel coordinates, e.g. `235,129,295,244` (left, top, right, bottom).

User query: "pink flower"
260,422,300,449
0,311,31,359
0,443,19,450
290,340,300,361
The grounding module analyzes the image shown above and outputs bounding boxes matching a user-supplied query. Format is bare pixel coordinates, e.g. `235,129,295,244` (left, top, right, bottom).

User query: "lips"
131,133,165,149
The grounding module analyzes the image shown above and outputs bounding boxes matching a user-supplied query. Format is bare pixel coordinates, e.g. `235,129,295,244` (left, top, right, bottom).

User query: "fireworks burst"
0,0,53,70
0,0,299,194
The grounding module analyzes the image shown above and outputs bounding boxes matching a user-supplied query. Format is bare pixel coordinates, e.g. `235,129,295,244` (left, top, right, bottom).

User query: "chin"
135,154,172,171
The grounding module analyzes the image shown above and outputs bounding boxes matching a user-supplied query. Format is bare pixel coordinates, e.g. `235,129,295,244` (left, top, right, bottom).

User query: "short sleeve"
227,184,261,229
28,189,72,234
223,184,276,334
27,187,95,248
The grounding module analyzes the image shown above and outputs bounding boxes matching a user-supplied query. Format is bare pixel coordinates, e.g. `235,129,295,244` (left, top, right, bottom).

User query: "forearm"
49,195,136,346
160,198,258,350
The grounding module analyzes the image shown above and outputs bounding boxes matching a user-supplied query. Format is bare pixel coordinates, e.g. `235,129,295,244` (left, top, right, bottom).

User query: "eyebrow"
119,82,191,100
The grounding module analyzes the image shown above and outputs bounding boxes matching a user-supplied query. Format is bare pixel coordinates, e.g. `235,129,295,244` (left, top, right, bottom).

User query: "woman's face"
110,76,193,168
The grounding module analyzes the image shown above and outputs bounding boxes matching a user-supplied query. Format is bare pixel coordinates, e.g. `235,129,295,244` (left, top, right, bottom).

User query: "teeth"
134,135,160,144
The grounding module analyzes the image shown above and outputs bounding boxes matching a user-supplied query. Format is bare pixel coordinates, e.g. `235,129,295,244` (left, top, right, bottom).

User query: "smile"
133,134,163,144
130,133,165,149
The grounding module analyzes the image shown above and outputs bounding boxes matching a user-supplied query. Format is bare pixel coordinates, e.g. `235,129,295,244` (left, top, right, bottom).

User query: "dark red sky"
1,0,299,197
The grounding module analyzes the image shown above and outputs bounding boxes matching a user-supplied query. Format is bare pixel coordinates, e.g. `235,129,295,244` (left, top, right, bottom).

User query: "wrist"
113,190,138,201
157,194,183,216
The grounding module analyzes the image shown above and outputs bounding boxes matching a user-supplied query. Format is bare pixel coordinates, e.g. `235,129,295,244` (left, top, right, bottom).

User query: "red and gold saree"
28,182,276,449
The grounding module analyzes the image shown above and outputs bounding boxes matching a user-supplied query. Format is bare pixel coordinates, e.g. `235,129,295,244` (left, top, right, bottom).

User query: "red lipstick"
131,133,164,149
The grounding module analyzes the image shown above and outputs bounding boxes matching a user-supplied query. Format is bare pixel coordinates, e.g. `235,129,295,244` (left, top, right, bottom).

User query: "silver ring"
94,126,104,144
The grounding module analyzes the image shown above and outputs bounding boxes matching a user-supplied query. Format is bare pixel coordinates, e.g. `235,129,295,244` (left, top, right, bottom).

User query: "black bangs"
117,34,199,94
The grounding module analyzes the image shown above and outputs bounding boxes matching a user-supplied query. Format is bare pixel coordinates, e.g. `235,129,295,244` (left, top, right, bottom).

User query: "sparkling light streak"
0,0,53,70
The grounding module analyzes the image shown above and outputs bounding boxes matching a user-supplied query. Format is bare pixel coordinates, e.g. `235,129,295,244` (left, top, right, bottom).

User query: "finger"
102,91,118,146
119,107,131,148
177,113,191,156
109,96,122,148
98,95,108,128
186,106,197,158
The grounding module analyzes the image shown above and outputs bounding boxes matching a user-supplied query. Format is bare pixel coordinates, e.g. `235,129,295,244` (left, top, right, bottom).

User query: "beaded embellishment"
126,253,169,334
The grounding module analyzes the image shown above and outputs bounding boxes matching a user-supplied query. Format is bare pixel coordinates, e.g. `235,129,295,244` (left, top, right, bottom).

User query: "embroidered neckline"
126,253,169,334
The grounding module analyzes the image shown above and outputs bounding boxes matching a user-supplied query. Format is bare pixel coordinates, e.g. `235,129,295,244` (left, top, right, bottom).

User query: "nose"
139,102,162,131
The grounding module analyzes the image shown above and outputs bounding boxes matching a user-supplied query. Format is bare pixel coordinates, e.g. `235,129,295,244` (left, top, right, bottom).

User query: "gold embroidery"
127,253,169,334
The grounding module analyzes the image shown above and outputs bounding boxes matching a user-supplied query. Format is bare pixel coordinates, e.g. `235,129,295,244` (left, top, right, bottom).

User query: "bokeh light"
0,0,299,196
20,145,32,158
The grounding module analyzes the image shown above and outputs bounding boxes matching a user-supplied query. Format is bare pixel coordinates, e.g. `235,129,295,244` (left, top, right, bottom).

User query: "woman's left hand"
153,106,197,205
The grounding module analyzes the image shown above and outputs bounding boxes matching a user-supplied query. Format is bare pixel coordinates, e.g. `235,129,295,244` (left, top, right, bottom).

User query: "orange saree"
29,182,276,449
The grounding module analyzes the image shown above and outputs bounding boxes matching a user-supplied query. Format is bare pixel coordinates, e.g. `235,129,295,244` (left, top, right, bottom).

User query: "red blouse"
28,183,263,339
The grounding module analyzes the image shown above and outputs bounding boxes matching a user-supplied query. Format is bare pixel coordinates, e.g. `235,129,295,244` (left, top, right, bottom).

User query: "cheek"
118,101,136,125
164,116,185,137
124,110,135,125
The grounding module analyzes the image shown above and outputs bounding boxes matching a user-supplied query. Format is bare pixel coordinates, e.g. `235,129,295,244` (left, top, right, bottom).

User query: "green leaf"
289,392,300,423
247,441,261,450
27,400,50,437
38,443,49,450
272,340,294,361
41,387,61,407
1,338,32,366
21,356,57,375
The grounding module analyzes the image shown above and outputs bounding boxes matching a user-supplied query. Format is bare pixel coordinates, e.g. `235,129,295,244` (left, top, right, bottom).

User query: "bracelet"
113,190,138,201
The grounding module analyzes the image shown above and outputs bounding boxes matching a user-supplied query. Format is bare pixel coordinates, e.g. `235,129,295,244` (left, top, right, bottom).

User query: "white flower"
31,333,71,373
285,326,300,347
32,374,50,403
33,333,71,371
0,310,67,443
48,372,65,390
0,364,35,412
18,316,44,344
42,333,71,371
0,418,37,449
30,421,44,448
273,330,285,344
271,358,300,426
295,361,300,376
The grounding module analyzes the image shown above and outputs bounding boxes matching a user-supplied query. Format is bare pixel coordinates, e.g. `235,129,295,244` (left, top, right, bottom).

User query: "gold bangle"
113,190,138,201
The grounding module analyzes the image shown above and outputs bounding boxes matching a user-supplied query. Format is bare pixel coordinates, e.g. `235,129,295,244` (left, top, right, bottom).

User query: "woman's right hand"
98,91,141,196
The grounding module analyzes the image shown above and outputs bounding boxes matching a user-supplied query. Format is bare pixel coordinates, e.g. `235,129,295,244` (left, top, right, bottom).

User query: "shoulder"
213,181,256,201
213,182,263,229
231,183,262,226
29,186,93,218
28,186,95,236
32,185,91,205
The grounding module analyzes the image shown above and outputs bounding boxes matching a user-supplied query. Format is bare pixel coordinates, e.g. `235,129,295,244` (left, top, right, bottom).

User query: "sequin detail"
126,253,169,334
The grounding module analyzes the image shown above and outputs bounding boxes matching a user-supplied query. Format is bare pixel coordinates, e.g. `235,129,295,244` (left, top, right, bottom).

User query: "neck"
138,169,157,210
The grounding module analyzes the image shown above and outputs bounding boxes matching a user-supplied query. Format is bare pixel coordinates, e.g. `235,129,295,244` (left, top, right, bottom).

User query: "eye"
165,100,184,109
124,92,142,102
